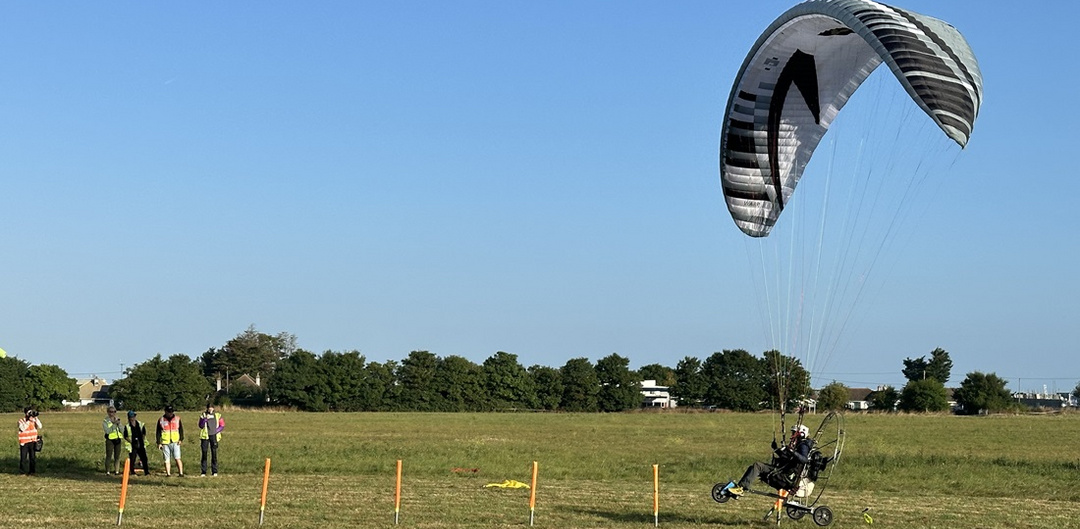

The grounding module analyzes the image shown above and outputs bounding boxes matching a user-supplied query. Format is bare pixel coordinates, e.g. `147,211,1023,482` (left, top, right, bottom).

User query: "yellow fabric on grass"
483,480,530,489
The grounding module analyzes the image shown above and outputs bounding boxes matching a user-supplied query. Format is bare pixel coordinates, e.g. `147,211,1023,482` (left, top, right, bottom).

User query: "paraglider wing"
719,0,983,237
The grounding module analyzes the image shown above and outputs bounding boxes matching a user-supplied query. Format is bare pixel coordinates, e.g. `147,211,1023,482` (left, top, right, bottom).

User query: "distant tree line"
817,348,1023,415
0,356,78,412
3,326,1062,416
109,327,818,412
103,327,1070,415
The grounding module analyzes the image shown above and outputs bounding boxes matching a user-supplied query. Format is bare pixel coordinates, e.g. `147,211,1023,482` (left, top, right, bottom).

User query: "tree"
435,355,487,411
560,358,599,412
0,356,31,412
267,350,329,411
320,350,369,411
529,365,564,411
362,360,399,411
670,357,706,407
902,347,953,384
396,351,443,411
27,364,78,410
638,364,675,387
867,385,899,412
111,354,213,410
483,351,537,410
595,353,642,412
761,350,811,411
817,382,850,411
898,378,950,412
1074,381,1080,403
701,349,766,411
953,372,1013,415
201,325,296,385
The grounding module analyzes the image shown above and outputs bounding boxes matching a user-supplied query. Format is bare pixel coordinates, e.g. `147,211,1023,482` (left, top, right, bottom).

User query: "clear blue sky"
1,1,1076,392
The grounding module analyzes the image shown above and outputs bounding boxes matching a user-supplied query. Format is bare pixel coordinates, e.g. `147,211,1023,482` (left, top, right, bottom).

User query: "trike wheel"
711,482,731,503
812,505,833,526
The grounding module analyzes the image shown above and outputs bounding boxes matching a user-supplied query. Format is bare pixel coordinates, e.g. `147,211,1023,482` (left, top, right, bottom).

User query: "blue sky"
1,1,1076,392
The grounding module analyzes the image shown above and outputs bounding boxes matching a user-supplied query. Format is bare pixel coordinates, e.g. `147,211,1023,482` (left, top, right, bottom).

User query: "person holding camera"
198,403,225,477
17,407,42,476
156,405,185,477
103,406,124,475
123,410,149,476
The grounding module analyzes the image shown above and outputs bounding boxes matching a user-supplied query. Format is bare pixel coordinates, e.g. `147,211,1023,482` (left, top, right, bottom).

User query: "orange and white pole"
116,459,131,525
529,461,538,526
652,464,659,527
773,488,788,524
394,459,403,524
259,458,271,526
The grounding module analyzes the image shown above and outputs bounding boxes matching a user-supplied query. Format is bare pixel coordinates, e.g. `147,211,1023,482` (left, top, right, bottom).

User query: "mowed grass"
2,410,1080,528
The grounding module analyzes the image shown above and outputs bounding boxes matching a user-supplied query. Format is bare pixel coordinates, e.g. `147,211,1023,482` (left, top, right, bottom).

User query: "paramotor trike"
712,411,845,526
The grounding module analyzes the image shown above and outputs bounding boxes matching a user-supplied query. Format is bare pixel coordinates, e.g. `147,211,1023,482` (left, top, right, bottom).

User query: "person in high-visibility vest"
156,405,185,477
103,406,124,475
123,410,149,476
17,407,42,476
198,403,225,477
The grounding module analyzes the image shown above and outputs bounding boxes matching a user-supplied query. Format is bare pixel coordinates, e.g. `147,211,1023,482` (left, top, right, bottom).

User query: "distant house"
64,377,113,407
640,380,677,408
846,388,873,411
945,388,959,411
215,373,262,392
1014,391,1068,410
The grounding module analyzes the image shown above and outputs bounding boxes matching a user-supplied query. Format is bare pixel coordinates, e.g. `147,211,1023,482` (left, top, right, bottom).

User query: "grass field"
2,409,1079,528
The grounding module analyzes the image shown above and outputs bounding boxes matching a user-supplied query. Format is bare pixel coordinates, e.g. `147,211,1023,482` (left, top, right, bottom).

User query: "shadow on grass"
2,455,172,484
564,506,746,526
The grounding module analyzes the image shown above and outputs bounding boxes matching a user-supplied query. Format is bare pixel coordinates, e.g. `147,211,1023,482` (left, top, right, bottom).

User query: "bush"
953,372,1013,415
817,382,850,411
899,378,950,413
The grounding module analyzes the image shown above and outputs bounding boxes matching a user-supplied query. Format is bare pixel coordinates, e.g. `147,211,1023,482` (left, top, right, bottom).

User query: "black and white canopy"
719,0,983,237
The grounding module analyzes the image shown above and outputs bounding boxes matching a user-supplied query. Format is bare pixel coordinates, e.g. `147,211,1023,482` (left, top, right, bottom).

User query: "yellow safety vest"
159,416,181,444
123,420,144,452
199,412,223,441
104,417,123,440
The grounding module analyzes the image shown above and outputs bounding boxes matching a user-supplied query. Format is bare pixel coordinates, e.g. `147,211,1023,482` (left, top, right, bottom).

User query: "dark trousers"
19,443,36,475
105,439,123,473
201,438,219,475
738,461,775,489
129,445,149,475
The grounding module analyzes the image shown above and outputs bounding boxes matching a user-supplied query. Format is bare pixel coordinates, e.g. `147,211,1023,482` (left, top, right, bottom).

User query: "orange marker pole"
394,459,402,524
117,459,132,525
652,464,659,527
773,488,787,525
528,461,538,526
259,458,271,526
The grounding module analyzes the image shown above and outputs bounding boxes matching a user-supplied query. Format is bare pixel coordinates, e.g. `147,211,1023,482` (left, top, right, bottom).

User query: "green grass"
3,409,1080,528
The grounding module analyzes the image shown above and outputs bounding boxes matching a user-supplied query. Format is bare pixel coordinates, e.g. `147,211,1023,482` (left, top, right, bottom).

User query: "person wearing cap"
122,410,149,476
103,406,124,475
725,424,814,497
156,406,185,477
17,406,42,476
198,403,225,477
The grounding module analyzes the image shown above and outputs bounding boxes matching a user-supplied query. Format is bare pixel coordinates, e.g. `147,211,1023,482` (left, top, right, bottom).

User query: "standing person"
156,405,185,477
17,407,42,476
123,410,149,476
103,406,124,475
198,403,225,477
